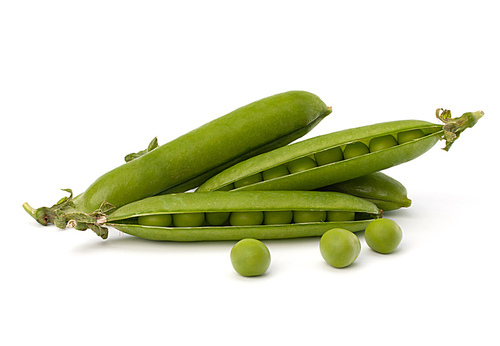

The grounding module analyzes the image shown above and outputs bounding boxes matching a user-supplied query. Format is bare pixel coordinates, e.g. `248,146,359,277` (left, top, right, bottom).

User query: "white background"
1,1,499,345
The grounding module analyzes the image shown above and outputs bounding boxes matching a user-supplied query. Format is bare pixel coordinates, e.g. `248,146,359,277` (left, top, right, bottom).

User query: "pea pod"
317,172,411,211
197,109,483,193
23,91,331,236
105,191,381,241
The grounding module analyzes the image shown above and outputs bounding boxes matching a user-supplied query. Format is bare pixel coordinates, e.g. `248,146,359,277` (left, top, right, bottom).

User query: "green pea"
287,157,317,174
364,218,402,254
343,142,369,159
314,147,343,166
293,211,326,223
262,165,289,180
230,238,271,277
326,211,356,222
206,212,230,226
234,173,263,188
263,211,294,225
397,129,425,144
229,211,264,226
369,135,398,152
320,228,361,268
138,214,172,227
217,183,234,191
172,213,205,227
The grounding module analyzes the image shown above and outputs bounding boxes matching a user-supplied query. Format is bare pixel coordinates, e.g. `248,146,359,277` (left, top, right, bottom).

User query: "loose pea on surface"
320,228,361,268
230,238,271,277
343,142,369,159
364,218,402,254
138,214,172,227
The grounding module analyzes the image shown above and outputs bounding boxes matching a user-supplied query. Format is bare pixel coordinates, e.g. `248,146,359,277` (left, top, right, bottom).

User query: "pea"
369,135,398,152
206,212,230,226
230,238,271,277
314,147,343,166
320,228,361,268
172,213,205,227
263,211,294,225
262,165,289,180
343,142,369,159
234,173,263,188
327,211,356,222
397,129,425,144
217,184,234,191
364,218,402,254
230,211,264,226
138,214,172,227
293,211,326,223
287,157,317,174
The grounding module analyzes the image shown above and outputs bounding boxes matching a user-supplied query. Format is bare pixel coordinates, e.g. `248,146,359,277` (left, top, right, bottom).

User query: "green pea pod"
23,91,331,236
105,191,381,241
197,109,483,193
317,172,411,211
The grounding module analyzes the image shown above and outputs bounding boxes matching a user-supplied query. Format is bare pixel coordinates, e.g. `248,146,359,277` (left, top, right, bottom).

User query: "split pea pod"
23,91,331,236
197,109,483,193
105,191,381,241
317,172,411,211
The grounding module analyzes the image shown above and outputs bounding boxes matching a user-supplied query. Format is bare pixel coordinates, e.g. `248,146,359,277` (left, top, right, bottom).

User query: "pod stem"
22,189,115,239
124,137,159,162
436,109,484,151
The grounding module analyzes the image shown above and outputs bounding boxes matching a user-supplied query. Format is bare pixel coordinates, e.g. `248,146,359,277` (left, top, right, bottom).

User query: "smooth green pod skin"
320,228,361,268
231,239,271,277
197,120,442,193
68,91,331,213
318,172,411,211
106,191,381,241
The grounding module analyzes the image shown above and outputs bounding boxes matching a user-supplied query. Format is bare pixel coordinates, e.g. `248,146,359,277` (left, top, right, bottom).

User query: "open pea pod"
197,109,483,193
105,191,381,241
24,91,331,236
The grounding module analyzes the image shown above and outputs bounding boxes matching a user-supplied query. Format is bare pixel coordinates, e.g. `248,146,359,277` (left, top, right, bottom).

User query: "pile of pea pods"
24,91,483,276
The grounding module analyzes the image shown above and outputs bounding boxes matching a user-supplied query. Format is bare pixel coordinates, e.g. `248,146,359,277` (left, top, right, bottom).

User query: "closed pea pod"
23,91,332,238
317,172,411,211
197,109,483,193
105,191,381,241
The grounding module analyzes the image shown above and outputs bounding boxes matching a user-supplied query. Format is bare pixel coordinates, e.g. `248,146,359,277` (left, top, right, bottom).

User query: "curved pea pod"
23,91,331,234
197,109,483,193
105,191,381,241
317,172,411,211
